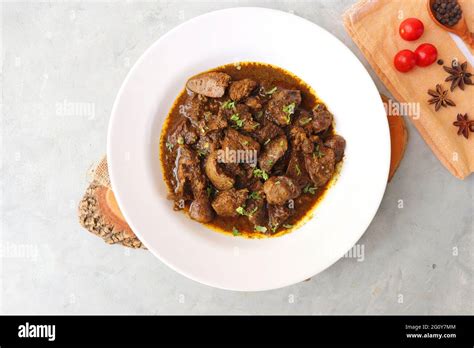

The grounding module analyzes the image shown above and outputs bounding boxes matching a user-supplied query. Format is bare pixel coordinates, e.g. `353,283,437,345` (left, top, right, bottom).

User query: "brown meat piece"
253,121,284,144
294,109,313,128
229,79,257,101
205,111,227,132
245,96,263,111
266,89,301,126
211,188,248,217
221,128,260,160
183,94,205,123
258,135,288,172
304,145,336,187
174,146,214,222
195,130,223,157
233,163,259,188
263,176,301,205
168,118,199,146
286,150,311,189
268,204,292,232
246,181,267,226
289,126,314,154
174,146,199,198
186,72,231,98
220,104,259,132
205,151,235,190
189,197,214,223
324,134,346,162
307,103,333,134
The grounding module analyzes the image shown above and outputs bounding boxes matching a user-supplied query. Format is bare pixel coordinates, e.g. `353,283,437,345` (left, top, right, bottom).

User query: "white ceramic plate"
107,7,390,291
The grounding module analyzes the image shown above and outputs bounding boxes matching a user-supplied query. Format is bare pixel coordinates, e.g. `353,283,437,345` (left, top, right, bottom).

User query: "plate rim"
107,6,391,291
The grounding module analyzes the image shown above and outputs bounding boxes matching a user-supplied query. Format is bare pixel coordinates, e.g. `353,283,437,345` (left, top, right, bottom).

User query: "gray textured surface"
1,0,472,314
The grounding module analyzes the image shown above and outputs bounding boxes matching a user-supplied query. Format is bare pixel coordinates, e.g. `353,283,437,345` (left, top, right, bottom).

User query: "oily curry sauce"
160,62,344,238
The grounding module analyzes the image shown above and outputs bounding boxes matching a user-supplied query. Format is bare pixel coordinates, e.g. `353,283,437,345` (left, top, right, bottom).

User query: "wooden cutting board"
78,94,408,248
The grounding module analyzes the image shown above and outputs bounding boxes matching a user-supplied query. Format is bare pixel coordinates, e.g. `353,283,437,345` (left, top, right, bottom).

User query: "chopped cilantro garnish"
254,225,267,233
236,206,258,217
166,142,174,151
303,184,317,195
295,164,301,176
249,191,261,200
230,113,244,128
313,144,325,158
206,186,215,197
253,168,269,181
282,102,296,124
232,227,240,236
266,86,277,95
299,117,312,126
222,100,236,110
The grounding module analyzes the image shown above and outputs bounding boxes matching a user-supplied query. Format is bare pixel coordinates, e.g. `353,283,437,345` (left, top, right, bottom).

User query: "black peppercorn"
432,0,462,27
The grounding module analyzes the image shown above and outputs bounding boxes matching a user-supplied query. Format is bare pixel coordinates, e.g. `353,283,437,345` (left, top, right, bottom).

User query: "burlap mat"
78,157,145,249
78,95,407,248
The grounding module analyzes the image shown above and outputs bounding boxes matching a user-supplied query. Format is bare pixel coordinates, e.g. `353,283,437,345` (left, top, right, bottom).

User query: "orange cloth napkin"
343,0,474,179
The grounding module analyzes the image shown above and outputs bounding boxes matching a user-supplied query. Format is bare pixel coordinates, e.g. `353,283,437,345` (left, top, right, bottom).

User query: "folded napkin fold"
343,0,473,179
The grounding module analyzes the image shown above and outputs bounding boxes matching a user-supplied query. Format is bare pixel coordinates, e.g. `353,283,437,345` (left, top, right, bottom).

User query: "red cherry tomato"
399,18,424,41
415,43,438,67
394,49,417,72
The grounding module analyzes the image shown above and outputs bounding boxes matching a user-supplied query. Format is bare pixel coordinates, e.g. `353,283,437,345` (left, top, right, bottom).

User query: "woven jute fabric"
78,156,145,249
92,156,111,189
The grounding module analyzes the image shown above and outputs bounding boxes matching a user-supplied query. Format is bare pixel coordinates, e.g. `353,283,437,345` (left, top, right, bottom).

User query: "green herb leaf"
295,164,301,176
236,206,246,215
303,184,317,195
282,102,296,124
313,144,325,159
299,117,312,126
230,113,244,128
249,191,261,200
206,186,215,197
232,226,240,236
254,225,267,233
166,142,174,151
222,100,236,110
266,86,277,95
253,168,269,181
248,206,258,216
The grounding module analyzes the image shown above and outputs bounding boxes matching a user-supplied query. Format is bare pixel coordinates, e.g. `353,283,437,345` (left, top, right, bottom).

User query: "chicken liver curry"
160,62,345,237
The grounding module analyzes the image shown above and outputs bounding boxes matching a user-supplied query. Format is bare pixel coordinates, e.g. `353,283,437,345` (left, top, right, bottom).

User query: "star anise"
453,113,474,139
443,61,473,91
427,84,456,111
